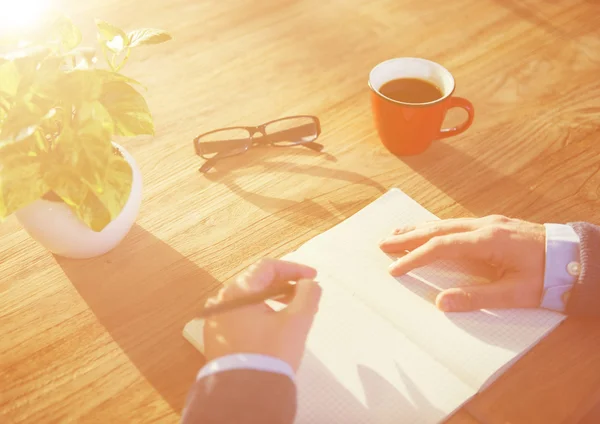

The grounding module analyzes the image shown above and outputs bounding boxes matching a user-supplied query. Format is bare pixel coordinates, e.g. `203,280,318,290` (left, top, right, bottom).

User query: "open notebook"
183,188,566,423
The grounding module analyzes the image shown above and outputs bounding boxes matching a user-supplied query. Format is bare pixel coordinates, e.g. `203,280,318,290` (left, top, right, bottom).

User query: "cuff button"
567,261,581,277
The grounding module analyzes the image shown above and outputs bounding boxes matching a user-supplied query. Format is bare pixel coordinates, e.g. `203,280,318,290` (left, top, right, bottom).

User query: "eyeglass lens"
197,128,252,159
263,116,319,146
196,116,319,159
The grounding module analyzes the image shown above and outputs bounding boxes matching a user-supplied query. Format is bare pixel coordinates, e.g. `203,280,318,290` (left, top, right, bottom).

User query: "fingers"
285,279,322,316
243,258,317,290
203,296,222,324
388,229,494,276
380,218,481,253
204,296,219,308
435,275,542,312
222,258,317,301
380,215,515,254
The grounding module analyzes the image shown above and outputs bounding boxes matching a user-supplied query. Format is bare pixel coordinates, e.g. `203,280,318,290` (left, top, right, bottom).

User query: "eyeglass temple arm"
194,138,249,155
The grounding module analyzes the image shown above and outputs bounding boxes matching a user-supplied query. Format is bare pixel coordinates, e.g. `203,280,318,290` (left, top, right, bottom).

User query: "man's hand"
379,215,546,312
203,258,322,371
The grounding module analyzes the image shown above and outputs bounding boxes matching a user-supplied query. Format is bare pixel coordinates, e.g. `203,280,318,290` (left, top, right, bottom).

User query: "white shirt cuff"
541,223,581,312
196,353,295,382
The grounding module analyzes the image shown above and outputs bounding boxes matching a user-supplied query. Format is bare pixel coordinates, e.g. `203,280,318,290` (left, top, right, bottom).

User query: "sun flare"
0,0,52,33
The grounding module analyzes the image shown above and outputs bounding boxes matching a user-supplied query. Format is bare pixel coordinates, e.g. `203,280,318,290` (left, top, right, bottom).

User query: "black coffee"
379,78,444,103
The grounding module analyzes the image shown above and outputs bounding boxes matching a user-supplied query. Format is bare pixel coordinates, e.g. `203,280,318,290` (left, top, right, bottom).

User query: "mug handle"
438,97,474,139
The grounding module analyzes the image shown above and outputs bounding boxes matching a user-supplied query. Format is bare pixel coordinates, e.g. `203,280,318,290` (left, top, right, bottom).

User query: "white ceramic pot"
14,143,143,259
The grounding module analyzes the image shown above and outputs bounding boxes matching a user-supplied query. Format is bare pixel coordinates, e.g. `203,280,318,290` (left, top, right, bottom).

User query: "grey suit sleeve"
181,369,297,424
566,222,600,317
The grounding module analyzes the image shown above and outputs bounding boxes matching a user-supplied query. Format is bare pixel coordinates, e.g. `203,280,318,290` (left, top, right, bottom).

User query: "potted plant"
0,15,171,258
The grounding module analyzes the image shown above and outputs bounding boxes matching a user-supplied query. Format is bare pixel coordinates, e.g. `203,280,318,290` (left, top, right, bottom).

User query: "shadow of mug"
369,57,474,156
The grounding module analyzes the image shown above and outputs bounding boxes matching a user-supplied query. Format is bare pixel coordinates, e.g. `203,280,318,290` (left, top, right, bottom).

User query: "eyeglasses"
193,115,323,173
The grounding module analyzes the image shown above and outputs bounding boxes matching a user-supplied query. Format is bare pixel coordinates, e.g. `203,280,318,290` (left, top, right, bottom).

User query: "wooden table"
2,0,600,423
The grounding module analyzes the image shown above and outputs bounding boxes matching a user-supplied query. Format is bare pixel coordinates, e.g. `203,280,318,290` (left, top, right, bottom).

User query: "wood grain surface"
1,0,600,423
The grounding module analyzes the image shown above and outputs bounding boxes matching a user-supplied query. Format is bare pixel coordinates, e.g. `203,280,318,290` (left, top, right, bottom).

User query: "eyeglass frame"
193,115,323,173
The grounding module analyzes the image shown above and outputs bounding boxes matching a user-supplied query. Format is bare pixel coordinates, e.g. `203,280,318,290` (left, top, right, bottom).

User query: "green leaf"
0,61,20,98
94,69,145,89
74,101,114,191
0,97,10,123
9,48,59,109
4,45,52,76
67,152,133,232
58,69,103,106
50,121,78,168
95,20,128,53
42,122,101,216
96,19,128,42
100,81,154,136
77,100,115,138
91,153,132,217
51,15,82,51
0,103,55,143
2,45,51,62
127,28,172,47
76,189,112,231
76,134,112,193
19,55,63,114
44,167,90,208
46,110,113,209
0,133,48,218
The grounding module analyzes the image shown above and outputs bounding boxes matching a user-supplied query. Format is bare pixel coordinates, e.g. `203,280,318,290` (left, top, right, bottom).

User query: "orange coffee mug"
369,57,474,156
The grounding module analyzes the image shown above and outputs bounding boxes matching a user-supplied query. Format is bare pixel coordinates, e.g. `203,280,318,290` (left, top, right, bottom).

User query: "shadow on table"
295,351,446,423
202,146,386,227
399,140,551,218
55,225,219,415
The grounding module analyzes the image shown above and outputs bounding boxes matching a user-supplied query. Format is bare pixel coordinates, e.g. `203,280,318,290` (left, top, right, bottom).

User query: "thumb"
285,279,322,316
435,276,541,312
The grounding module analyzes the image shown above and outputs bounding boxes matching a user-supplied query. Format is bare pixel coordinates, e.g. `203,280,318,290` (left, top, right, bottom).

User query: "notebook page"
286,188,565,390
183,267,475,423
267,263,476,424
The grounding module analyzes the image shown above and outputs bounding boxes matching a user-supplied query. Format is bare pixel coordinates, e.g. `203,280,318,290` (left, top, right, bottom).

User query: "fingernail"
440,292,470,312
394,226,410,235
388,260,401,275
394,226,414,235
440,297,455,311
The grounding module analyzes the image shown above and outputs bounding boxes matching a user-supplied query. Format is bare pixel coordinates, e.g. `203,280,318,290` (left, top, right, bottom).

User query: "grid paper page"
287,274,475,424
183,274,475,424
285,188,566,390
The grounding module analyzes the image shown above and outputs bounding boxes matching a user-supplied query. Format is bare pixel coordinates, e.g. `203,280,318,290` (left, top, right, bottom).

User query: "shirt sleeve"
541,223,581,312
196,353,296,383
